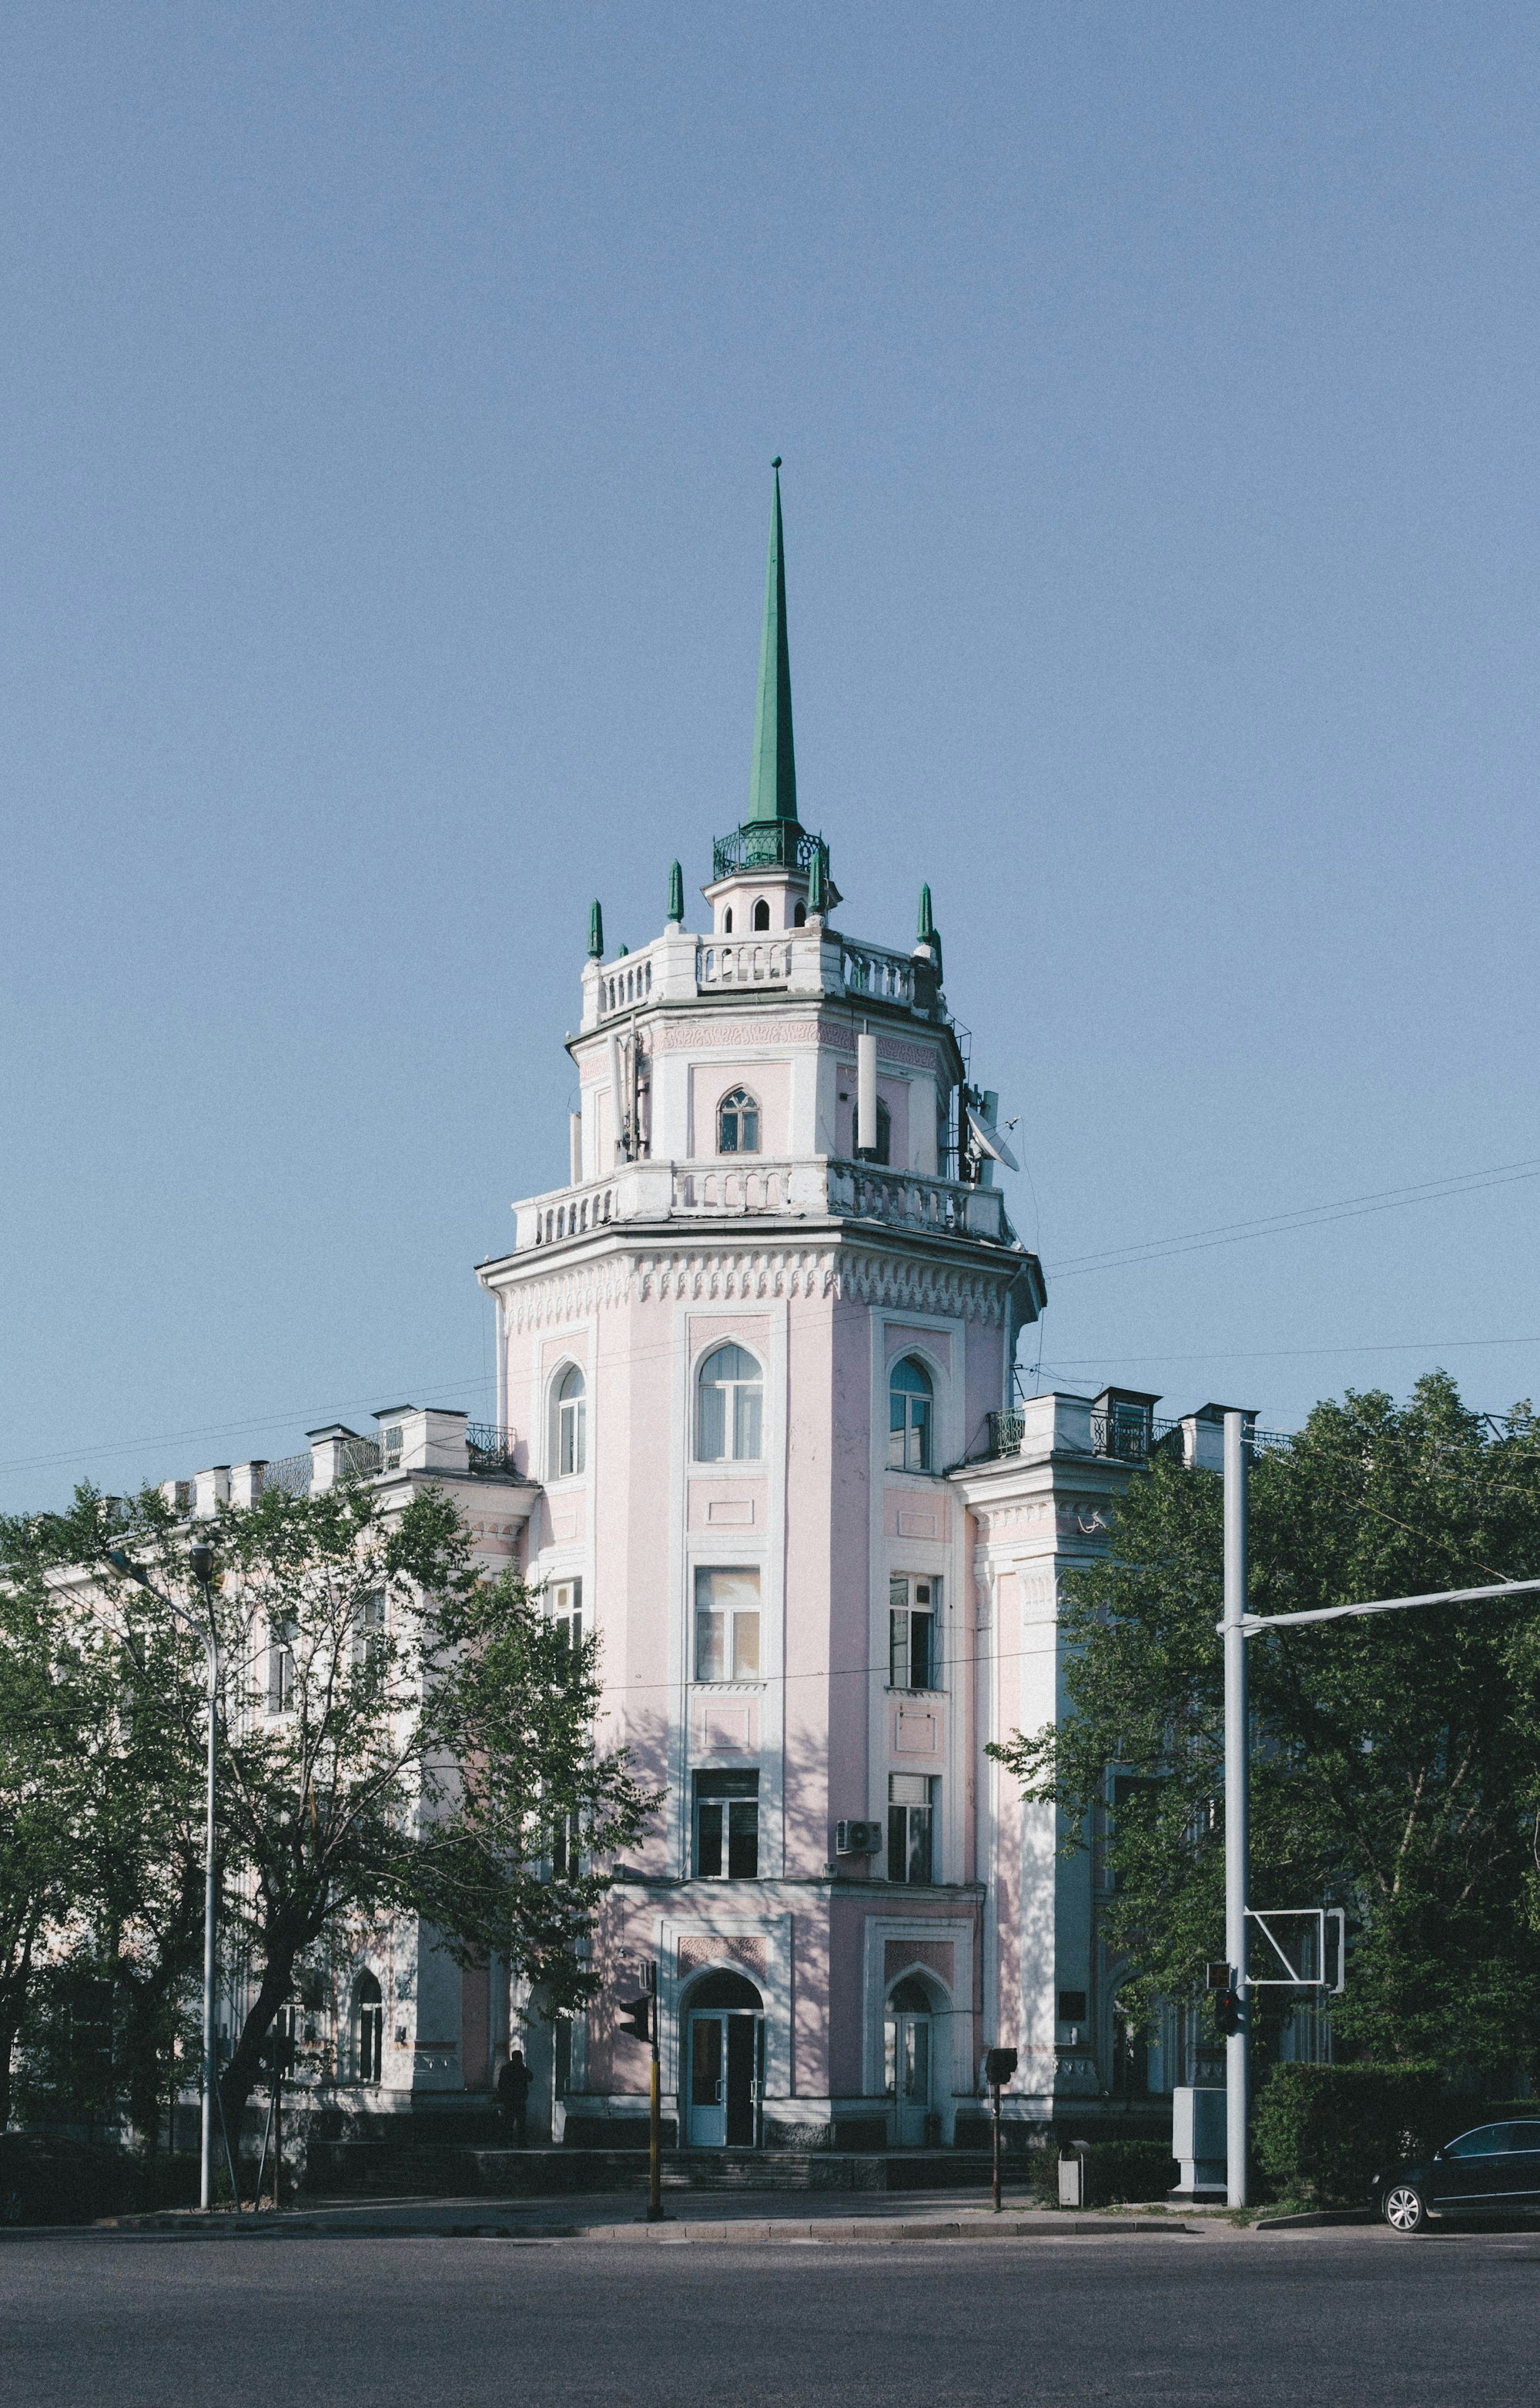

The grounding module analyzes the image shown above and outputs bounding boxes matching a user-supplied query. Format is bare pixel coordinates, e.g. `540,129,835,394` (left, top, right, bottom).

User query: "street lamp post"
107,1539,220,2213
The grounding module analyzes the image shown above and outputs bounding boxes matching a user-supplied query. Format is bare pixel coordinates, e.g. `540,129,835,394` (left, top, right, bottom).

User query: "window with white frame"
889,1576,939,1690
551,1363,587,1478
353,1590,387,1674
717,1087,760,1154
548,1576,583,1653
888,1773,937,1884
694,1566,762,1682
268,1619,296,1715
693,1768,759,1877
355,1971,383,2085
695,1343,763,1462
888,1355,934,1472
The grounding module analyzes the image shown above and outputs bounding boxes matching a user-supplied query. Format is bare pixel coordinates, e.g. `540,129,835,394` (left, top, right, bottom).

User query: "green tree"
27,1479,659,2141
990,1374,1540,2077
1,1489,208,2142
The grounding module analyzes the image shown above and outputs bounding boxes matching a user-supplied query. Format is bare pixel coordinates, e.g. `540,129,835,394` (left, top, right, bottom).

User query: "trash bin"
1057,2140,1090,2208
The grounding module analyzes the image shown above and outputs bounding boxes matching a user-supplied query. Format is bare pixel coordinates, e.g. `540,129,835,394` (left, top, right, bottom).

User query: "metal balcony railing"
263,1452,312,1499
466,1422,517,1475
711,823,828,880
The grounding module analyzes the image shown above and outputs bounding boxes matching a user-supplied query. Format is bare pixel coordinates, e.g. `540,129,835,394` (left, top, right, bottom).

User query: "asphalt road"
7,2225,1540,2406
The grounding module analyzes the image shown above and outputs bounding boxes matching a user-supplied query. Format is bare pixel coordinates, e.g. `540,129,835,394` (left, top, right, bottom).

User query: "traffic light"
616,1992,653,2045
1214,1987,1242,2037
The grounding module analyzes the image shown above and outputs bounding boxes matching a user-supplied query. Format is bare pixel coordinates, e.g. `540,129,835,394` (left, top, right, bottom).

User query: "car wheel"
1384,2184,1428,2233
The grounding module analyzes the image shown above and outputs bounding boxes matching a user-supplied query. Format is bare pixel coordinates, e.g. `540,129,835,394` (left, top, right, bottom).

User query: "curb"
4,2209,1196,2246
1253,2209,1374,2230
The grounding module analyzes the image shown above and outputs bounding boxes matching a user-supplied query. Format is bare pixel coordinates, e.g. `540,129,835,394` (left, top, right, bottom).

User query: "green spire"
918,884,934,944
747,459,798,826
668,859,685,924
588,899,604,960
806,844,826,916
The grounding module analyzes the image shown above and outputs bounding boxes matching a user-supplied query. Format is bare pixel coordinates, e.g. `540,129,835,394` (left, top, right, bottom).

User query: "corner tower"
478,470,1051,2154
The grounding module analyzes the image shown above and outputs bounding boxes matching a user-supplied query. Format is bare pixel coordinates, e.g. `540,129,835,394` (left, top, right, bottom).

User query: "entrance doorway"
885,1974,939,2146
683,1970,765,2148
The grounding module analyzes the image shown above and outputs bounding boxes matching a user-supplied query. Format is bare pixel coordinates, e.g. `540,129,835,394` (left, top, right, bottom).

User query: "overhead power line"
1046,1157,1540,1281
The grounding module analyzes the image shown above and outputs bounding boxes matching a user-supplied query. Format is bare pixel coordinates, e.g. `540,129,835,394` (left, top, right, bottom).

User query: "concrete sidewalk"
23,2189,1230,2246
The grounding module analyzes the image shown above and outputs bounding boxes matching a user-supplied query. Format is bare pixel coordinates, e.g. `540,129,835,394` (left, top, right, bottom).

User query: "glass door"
688,2013,727,2148
885,1988,933,2146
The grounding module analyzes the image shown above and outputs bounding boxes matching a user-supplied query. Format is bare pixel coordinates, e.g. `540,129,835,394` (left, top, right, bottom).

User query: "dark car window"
1445,2125,1511,2158
1508,2123,1540,2153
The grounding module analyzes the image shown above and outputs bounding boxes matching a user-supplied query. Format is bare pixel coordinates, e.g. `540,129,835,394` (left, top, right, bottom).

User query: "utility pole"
646,1960,663,2224
1222,1411,1249,2210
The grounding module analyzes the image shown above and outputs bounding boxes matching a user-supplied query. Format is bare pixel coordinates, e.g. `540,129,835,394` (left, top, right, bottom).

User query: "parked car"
1372,2122,1540,2232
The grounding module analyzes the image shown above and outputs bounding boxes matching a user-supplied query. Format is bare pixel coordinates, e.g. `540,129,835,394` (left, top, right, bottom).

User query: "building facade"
470,471,1189,2148
179,474,1248,2148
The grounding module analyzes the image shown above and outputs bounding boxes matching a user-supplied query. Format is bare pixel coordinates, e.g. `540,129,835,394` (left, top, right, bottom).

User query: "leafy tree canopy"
989,1374,1540,2075
5,1479,659,2137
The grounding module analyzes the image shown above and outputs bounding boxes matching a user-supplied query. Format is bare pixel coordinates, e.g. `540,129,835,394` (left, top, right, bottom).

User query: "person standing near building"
497,2045,531,2147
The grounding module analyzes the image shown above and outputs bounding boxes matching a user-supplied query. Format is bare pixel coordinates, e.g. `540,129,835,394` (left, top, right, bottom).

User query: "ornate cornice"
498,1234,1026,1330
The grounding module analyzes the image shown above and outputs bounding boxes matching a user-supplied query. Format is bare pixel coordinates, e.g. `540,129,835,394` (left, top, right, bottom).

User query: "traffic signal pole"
1223,1410,1250,2210
646,1961,663,2223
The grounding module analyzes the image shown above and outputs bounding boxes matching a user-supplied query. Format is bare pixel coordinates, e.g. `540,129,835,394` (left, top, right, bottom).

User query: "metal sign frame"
1245,1906,1346,1993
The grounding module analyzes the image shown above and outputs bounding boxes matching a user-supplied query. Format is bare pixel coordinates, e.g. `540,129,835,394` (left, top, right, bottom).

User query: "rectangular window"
888,1773,936,1884
550,1577,583,1653
694,1567,761,1683
268,1624,296,1714
888,1576,939,1690
551,1809,581,1877
693,1769,760,1879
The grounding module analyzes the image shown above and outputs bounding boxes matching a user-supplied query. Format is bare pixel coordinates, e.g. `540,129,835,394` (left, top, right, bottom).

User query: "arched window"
717,1087,760,1155
696,1344,763,1462
723,907,734,933
889,1355,933,1472
752,897,771,932
793,900,806,926
551,1363,587,1478
356,1971,383,2085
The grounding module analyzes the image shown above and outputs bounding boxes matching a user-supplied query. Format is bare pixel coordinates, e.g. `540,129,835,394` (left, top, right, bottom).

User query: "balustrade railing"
531,1179,620,1246
338,1435,383,1480
839,942,916,1007
671,1162,792,1215
696,937,792,989
711,823,827,879
598,956,654,1017
986,1411,1026,1458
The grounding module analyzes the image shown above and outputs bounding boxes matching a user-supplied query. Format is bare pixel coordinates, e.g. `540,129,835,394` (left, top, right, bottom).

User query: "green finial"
588,899,604,960
747,459,798,826
806,843,826,916
668,859,685,923
918,883,935,944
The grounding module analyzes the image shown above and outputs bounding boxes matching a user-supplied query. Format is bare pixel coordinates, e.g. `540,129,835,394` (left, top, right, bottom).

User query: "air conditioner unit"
835,1819,884,1857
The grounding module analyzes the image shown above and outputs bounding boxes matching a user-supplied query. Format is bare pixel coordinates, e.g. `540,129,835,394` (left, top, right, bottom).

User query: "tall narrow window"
354,1590,387,1673
549,1577,583,1652
695,1344,764,1462
889,1356,934,1472
889,1576,939,1690
694,1567,762,1682
356,1972,383,2085
551,1364,586,1478
268,1620,296,1714
888,1774,936,1885
717,1087,760,1154
857,1097,892,1165
752,898,771,932
693,1769,760,1878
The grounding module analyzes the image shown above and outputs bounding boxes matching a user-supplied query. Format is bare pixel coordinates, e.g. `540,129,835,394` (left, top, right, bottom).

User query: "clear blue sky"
5,3,1538,1511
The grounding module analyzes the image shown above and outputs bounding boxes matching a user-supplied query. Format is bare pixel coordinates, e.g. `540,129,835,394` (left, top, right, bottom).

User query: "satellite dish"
966,1109,1019,1173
